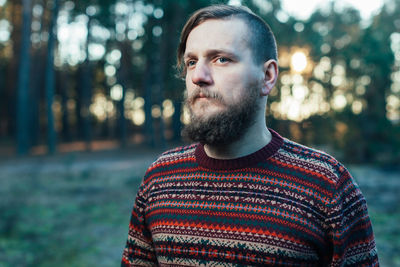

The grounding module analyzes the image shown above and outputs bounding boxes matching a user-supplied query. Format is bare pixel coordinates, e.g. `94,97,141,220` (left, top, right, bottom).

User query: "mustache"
186,87,224,104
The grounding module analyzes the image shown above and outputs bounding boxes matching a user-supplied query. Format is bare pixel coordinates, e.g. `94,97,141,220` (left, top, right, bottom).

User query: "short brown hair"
177,4,278,76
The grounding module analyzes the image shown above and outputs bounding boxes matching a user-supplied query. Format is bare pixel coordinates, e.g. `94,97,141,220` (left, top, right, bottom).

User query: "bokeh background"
0,0,399,266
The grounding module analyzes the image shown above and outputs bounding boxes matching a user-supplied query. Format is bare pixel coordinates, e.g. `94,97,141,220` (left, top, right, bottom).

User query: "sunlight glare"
291,52,307,73
132,97,144,110
152,105,162,118
132,109,145,126
281,0,383,21
0,19,10,42
333,94,347,110
228,0,242,6
111,84,123,101
105,65,116,77
162,99,175,119
181,106,191,125
331,76,344,87
153,8,164,19
352,100,363,114
292,85,308,100
89,43,105,60
386,95,400,121
106,49,121,65
90,94,108,121
287,101,301,121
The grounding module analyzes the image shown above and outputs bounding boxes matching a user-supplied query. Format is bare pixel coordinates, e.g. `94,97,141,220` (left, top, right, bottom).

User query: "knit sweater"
121,129,378,266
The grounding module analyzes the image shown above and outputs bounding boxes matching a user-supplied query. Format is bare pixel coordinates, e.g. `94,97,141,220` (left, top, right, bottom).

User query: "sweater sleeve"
121,180,157,267
325,167,378,267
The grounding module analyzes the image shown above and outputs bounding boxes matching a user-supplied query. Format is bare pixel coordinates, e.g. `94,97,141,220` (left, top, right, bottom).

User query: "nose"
190,61,213,86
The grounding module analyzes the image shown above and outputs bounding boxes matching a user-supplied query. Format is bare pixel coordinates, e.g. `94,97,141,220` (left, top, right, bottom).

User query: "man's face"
182,18,265,145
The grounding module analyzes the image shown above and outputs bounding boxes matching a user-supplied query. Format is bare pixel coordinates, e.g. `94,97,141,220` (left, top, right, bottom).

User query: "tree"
16,0,33,155
44,0,60,154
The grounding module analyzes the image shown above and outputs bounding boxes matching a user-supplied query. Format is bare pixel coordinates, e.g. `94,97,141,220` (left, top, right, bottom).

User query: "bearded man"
121,4,378,266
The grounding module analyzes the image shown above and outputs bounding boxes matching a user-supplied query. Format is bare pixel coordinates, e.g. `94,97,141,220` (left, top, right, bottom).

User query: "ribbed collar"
195,128,283,170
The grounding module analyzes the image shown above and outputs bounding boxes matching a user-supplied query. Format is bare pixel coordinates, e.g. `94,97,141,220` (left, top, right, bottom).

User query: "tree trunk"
81,16,93,150
0,65,5,137
30,47,45,147
60,71,71,142
29,1,49,147
172,100,182,141
16,0,32,155
117,41,132,147
143,60,154,147
153,37,166,149
166,1,184,142
5,1,21,139
44,0,60,154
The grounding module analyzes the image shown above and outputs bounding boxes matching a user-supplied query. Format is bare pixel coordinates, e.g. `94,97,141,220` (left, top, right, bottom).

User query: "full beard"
182,84,261,146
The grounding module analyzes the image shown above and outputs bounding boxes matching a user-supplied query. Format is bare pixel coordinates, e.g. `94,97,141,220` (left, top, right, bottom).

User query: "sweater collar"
195,128,283,170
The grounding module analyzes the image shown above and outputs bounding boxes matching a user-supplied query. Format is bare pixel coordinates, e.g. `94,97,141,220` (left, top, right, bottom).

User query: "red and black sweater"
122,129,378,266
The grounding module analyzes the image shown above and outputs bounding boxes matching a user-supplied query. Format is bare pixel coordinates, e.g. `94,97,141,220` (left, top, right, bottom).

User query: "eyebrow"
184,49,239,61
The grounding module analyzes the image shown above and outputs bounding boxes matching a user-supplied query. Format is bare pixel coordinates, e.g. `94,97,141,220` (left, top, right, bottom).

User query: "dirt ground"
0,148,399,266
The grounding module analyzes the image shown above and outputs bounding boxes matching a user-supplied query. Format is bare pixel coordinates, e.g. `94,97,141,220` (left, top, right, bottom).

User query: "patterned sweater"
121,129,378,266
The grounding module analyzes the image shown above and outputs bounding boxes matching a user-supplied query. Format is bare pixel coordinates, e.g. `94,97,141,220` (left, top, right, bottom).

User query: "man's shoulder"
277,138,349,185
280,138,339,163
147,143,199,170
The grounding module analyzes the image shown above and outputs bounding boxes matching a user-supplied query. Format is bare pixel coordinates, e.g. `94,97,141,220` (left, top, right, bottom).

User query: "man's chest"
143,172,327,266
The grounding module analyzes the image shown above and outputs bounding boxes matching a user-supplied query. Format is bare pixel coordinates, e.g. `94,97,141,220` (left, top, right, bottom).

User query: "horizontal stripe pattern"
122,129,378,266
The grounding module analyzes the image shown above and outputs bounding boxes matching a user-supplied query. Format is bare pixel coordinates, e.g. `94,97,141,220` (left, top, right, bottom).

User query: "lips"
193,95,215,104
194,94,209,101
188,92,210,104
192,91,211,101
190,89,222,102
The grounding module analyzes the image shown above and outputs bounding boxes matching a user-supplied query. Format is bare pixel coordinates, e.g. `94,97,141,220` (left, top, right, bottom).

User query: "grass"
370,210,400,266
351,166,400,267
0,151,399,266
0,150,153,267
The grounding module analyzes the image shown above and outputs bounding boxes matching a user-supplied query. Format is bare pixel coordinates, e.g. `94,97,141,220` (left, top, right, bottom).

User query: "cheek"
185,75,196,96
185,74,191,86
215,72,248,98
185,79,195,95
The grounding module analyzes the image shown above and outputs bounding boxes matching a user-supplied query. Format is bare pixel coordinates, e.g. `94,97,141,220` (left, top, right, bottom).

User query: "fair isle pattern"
122,129,378,266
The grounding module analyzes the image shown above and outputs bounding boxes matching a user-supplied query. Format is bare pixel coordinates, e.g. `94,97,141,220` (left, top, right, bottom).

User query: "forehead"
185,18,250,55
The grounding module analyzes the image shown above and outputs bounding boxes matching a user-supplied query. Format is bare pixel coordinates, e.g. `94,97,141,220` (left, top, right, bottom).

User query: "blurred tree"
355,1,400,164
303,4,364,152
44,0,59,154
71,0,116,149
0,0,398,164
16,0,33,155
3,2,20,140
117,40,130,147
29,0,48,147
115,1,133,147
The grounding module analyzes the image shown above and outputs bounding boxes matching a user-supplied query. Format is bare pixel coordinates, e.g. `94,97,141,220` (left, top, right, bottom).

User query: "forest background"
0,0,399,266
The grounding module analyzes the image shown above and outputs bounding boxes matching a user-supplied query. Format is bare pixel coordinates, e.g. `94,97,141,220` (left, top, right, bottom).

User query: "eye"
186,60,196,67
216,57,231,64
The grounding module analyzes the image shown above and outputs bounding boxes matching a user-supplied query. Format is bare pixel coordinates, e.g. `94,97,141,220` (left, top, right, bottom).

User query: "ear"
261,59,278,96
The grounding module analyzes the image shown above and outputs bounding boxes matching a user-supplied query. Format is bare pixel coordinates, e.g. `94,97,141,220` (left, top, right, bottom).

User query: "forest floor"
0,147,399,266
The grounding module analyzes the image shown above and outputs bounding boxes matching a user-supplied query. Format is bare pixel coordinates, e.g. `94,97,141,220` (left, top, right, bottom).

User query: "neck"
204,116,271,159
